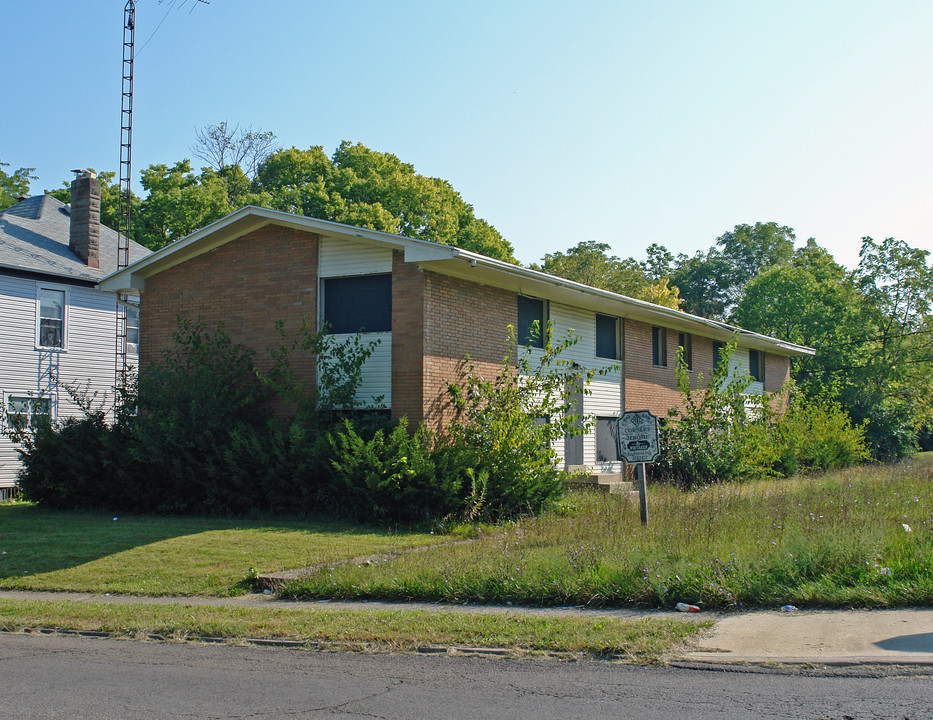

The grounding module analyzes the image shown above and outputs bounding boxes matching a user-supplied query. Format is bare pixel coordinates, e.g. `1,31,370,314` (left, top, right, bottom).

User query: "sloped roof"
99,204,814,358
0,194,150,281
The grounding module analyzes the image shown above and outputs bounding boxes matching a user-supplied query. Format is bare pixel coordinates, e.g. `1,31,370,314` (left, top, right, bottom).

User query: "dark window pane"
596,417,620,463
517,296,544,348
678,332,693,370
750,350,763,382
713,341,726,373
652,326,667,367
323,274,392,334
596,314,618,359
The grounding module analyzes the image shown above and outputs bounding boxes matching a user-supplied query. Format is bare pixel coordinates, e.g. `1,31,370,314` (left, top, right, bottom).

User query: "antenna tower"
116,0,135,388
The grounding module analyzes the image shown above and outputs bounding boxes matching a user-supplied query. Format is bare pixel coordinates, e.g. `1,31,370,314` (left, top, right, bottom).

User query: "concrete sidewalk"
1,590,931,666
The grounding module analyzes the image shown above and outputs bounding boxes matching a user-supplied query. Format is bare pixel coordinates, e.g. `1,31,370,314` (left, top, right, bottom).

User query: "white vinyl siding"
547,303,624,471
318,237,393,277
0,274,131,487
317,236,394,408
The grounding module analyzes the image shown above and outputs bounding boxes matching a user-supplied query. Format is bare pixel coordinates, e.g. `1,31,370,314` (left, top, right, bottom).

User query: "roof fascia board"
416,254,814,357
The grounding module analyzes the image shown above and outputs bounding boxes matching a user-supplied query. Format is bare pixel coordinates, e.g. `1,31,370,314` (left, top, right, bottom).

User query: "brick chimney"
69,170,101,269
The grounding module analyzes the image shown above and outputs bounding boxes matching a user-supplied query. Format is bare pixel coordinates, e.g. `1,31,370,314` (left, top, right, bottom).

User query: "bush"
656,341,870,487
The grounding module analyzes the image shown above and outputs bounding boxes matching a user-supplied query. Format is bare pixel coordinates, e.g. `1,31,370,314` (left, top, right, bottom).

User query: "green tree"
533,241,681,309
0,159,37,210
257,142,516,262
671,222,795,320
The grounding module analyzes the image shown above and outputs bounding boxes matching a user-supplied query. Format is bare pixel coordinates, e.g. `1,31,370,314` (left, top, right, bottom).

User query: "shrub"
443,323,608,518
775,393,870,474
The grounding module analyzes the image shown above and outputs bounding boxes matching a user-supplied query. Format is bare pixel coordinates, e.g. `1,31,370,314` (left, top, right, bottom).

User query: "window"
322,274,392,334
678,332,693,370
595,314,619,359
713,341,727,374
6,395,51,430
126,304,140,355
749,349,765,383
37,287,66,349
652,326,667,367
517,296,545,348
596,417,620,463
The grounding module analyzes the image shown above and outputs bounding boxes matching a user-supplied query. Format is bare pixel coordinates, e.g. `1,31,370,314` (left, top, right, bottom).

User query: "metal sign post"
617,410,660,525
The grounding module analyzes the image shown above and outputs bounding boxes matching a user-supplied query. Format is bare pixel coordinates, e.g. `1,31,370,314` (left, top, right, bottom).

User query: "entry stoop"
564,468,635,497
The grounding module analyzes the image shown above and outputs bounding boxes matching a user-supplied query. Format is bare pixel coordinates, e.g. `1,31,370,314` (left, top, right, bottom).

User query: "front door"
564,375,584,466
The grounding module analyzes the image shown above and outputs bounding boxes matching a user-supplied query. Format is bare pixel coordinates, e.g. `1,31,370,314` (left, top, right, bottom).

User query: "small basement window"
517,296,545,348
323,274,392,334
596,314,619,360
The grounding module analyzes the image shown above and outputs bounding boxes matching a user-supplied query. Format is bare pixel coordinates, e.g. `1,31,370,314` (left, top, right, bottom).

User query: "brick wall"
391,251,424,422
420,272,516,430
140,225,319,403
764,351,791,410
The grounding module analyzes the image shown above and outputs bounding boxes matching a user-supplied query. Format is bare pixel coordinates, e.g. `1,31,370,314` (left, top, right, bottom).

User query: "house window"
595,314,619,359
126,304,140,355
517,296,545,348
652,326,667,367
713,341,727,374
322,274,392,334
596,417,620,463
37,287,66,349
6,395,52,430
678,332,693,370
749,349,765,383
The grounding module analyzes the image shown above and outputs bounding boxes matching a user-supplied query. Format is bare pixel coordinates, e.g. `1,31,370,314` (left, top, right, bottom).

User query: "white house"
0,173,150,495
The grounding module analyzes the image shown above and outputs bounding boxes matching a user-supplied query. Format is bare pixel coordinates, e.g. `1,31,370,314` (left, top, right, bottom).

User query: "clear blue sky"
3,0,932,269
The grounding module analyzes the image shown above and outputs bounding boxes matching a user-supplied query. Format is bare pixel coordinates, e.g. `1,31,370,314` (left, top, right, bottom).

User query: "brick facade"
420,271,516,430
390,251,425,422
140,225,319,388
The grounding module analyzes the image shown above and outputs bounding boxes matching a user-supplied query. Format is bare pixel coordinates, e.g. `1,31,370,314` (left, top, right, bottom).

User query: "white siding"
318,237,392,277
545,303,624,471
327,333,391,407
0,274,134,487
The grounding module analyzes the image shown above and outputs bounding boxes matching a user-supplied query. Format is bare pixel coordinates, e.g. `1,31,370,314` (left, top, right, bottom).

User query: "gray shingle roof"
0,194,150,281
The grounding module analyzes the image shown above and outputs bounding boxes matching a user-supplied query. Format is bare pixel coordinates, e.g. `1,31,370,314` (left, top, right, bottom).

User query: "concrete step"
564,470,635,496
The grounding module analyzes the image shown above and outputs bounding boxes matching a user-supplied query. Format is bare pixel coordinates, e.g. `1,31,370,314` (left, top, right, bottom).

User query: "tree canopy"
0,159,37,211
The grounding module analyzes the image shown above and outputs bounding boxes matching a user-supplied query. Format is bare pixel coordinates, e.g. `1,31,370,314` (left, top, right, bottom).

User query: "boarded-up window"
749,349,764,383
596,314,618,359
678,332,693,370
323,274,392,333
518,296,545,348
596,417,620,463
652,326,667,367
713,341,727,374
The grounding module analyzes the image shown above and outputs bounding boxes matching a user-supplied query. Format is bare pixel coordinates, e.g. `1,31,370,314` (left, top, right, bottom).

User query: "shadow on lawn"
0,502,402,583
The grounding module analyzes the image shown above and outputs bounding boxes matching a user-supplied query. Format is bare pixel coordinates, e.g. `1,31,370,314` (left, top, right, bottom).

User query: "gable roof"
0,194,150,282
98,205,814,358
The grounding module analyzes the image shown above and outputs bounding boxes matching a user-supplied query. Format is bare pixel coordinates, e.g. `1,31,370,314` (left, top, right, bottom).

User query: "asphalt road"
1,633,932,720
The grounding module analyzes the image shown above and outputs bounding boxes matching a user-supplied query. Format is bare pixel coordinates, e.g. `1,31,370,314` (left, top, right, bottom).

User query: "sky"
3,0,932,270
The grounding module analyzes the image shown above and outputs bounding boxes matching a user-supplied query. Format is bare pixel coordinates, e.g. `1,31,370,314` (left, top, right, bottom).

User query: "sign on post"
617,410,659,525
616,410,660,464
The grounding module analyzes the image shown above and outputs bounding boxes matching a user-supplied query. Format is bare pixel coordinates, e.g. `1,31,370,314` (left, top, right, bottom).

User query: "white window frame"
120,299,141,356
35,283,69,352
3,392,54,431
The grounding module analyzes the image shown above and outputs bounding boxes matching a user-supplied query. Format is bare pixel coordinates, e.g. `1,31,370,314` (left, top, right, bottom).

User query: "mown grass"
0,598,704,662
0,507,437,596
283,454,933,609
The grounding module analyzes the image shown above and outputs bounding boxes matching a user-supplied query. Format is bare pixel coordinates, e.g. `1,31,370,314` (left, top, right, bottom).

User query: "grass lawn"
0,598,704,662
0,506,438,596
283,454,933,609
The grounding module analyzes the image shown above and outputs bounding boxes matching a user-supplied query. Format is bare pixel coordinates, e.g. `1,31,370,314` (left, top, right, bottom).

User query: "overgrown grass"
0,599,703,662
0,507,437,596
283,455,933,609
